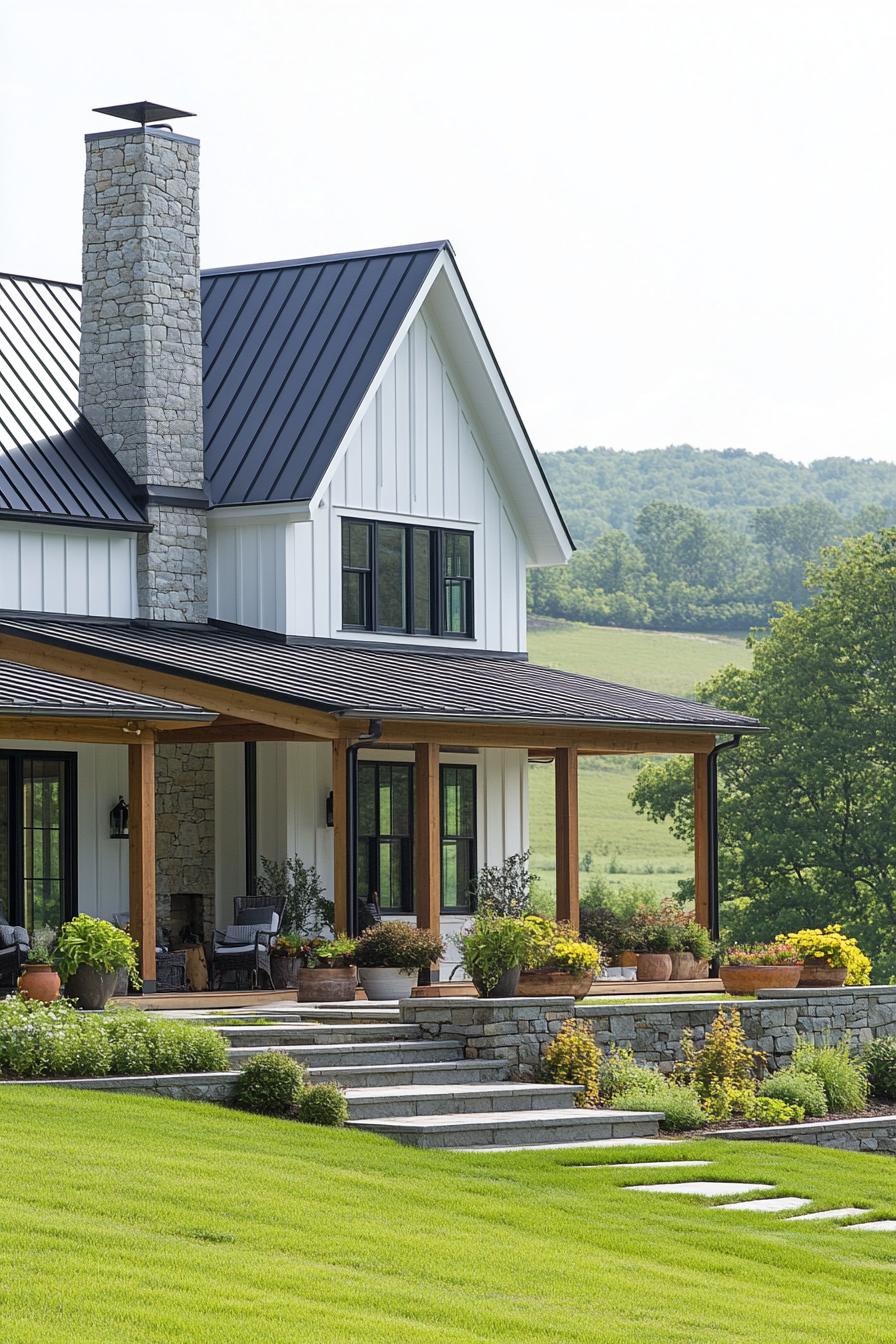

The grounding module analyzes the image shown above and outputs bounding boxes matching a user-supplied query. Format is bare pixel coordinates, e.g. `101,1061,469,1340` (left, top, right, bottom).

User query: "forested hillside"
532,445,896,632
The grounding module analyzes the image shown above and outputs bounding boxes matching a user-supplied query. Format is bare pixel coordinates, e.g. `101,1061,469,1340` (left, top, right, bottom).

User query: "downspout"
707,734,742,948
346,719,383,937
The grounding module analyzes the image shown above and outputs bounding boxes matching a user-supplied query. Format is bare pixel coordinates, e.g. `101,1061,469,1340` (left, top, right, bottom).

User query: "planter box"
798,959,848,989
295,965,356,1002
669,951,696,981
720,964,802,995
517,969,593,999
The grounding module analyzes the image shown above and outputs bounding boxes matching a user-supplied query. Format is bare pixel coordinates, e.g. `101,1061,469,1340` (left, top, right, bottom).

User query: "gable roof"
0,274,147,529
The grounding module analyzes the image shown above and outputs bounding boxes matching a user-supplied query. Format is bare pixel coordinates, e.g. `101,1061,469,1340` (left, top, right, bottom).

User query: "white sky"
1,0,894,465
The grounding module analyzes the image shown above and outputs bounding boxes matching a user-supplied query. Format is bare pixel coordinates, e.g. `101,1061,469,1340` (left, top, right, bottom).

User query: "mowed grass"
2,1088,896,1344
526,621,752,901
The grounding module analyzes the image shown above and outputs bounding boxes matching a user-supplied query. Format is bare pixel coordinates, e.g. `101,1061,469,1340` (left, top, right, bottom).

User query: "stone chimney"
80,112,207,622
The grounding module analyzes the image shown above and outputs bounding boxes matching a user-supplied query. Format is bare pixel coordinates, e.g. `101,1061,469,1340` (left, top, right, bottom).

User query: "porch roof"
0,657,213,721
0,616,763,735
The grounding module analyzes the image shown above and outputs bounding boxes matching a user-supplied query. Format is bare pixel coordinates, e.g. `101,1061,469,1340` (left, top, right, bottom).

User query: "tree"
752,499,845,607
630,531,896,976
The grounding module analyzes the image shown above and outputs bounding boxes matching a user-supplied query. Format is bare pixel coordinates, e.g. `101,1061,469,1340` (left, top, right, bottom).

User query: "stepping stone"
788,1207,870,1222
626,1181,774,1197
590,1160,712,1170
716,1197,811,1213
845,1220,896,1232
456,1137,669,1153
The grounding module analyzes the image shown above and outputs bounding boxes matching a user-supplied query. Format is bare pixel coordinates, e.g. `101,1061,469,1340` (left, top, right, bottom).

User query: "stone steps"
305,1058,510,1089
348,1107,663,1149
218,1022,421,1048
227,1038,464,1070
342,1082,580,1120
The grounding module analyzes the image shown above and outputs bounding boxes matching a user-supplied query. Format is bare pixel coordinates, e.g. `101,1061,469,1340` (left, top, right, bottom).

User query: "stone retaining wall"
716,1115,896,1152
399,997,573,1078
0,1072,239,1102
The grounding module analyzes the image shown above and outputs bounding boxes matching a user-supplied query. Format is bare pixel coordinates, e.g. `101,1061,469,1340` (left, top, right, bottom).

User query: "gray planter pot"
473,966,521,999
65,965,118,1010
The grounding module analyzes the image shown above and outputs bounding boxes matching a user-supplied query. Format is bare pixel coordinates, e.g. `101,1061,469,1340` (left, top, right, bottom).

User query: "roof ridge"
200,240,453,279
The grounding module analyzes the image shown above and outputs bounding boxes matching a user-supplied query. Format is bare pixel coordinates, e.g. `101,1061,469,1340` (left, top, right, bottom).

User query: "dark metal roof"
201,242,446,506
0,274,146,529
0,658,212,720
0,617,763,733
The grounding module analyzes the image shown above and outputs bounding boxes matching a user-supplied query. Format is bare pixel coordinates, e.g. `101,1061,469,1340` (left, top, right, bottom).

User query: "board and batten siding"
209,307,529,653
0,523,136,617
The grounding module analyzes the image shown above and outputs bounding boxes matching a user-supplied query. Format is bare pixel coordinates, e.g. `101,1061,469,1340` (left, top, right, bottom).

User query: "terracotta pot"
669,951,696,981
636,952,672,982
693,959,710,979
719,964,802,995
270,955,301,990
517,969,594,999
473,966,521,999
798,958,848,989
296,965,357,1002
65,965,118,1010
358,966,419,1000
17,963,61,1003
618,950,639,968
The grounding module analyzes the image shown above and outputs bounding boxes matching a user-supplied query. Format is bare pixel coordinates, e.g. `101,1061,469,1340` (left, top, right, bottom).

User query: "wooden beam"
554,746,580,930
157,723,322,744
0,717,211,744
414,742,441,936
0,632,340,739
128,740,157,989
693,754,710,930
376,720,716,754
331,738,349,934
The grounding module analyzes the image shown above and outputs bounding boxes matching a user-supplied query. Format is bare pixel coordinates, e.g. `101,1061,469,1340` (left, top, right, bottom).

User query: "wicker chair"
0,917,28,990
211,896,286,990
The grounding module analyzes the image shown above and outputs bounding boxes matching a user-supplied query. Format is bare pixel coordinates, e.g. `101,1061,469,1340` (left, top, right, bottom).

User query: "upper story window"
341,518,473,638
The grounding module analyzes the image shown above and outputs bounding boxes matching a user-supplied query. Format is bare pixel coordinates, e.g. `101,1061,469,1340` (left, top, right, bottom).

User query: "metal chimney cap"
92,101,195,127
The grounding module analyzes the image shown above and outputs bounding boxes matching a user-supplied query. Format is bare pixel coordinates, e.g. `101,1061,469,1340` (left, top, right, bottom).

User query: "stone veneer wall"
399,997,574,1078
154,743,215,946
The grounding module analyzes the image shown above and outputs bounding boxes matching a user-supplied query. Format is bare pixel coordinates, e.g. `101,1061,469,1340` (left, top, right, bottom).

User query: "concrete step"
217,1023,421,1048
304,1059,510,1089
343,1082,580,1120
227,1038,464,1070
278,1006,401,1024
348,1107,663,1149
453,1136,670,1152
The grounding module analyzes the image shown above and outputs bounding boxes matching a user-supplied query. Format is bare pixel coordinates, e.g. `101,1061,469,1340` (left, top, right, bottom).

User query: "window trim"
439,762,477,915
340,516,475,640
0,749,78,932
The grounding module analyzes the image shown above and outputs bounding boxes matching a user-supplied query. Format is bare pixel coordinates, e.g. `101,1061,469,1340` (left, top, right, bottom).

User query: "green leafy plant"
541,1019,601,1107
673,1007,763,1100
779,926,872,985
101,1012,229,1076
257,855,334,937
25,925,57,965
674,922,715,961
613,1079,704,1132
759,1066,829,1117
598,1044,666,1101
457,915,529,993
700,1079,758,1123
471,850,539,917
235,1051,307,1115
353,923,444,970
54,914,141,989
863,1036,896,1100
579,904,626,960
297,935,357,968
294,1082,349,1127
792,1033,869,1113
521,916,601,976
742,1095,805,1125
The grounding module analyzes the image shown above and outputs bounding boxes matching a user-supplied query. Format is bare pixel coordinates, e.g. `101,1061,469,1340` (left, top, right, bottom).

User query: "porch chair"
211,896,286,990
0,916,29,990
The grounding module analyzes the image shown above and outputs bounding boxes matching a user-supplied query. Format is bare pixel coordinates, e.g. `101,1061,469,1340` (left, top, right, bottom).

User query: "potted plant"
719,940,803,995
780,925,872,988
17,926,60,1003
55,914,140,1009
517,915,601,998
457,914,529,997
670,922,715,980
270,931,304,991
579,903,625,964
353,923,445,1000
258,855,337,990
295,935,357,1002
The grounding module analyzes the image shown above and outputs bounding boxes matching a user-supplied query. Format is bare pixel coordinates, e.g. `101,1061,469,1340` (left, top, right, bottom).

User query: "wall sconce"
110,796,129,839
325,791,334,827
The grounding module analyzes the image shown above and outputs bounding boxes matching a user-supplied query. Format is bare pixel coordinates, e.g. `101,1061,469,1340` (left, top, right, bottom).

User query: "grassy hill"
527,619,752,904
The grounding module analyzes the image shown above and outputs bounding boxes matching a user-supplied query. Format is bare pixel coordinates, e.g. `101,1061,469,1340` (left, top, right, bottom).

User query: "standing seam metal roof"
0,657,210,719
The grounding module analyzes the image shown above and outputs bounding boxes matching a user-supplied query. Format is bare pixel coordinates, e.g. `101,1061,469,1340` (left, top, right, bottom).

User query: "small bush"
792,1034,869,1114
235,1052,306,1115
354,922,444,970
294,1082,349,1127
700,1079,757,1123
742,1095,805,1125
614,1080,704,1133
863,1037,896,1100
673,1008,763,1100
48,1012,113,1078
759,1067,828,1117
599,1044,666,1102
579,904,626,960
541,1019,601,1107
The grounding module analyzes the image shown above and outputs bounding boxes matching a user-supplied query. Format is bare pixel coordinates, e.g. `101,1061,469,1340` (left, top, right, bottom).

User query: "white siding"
208,521,289,633
0,524,137,617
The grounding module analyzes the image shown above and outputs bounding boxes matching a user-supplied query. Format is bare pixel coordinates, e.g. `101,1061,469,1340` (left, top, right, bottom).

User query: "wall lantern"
325,791,334,827
110,796,129,840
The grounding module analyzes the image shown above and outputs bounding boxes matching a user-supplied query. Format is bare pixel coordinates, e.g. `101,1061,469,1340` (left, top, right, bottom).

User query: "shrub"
579,904,626,960
759,1066,828,1117
457,915,529,993
294,1082,349,1127
792,1033,869,1113
864,1036,896,1100
599,1044,666,1102
541,1019,601,1107
521,916,601,976
256,855,332,938
235,1052,306,1115
354,923,444,970
614,1080,704,1132
673,1007,763,1100
674,922,714,962
780,926,872,986
26,925,57,965
700,1079,757,1123
741,1095,805,1125
472,850,538,917
54,914,141,989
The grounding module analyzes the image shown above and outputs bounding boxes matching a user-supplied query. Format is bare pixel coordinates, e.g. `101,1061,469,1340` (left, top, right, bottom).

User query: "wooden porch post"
693,755,710,930
128,738,157,990
414,742,441,934
554,746,580,930
332,738,349,934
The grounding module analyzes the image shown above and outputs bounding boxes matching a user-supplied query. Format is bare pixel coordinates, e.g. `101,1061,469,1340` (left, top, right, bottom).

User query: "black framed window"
440,765,476,913
0,751,77,933
341,517,474,639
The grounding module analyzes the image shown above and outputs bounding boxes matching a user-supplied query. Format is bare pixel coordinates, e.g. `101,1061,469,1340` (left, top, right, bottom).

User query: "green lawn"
527,621,752,902
2,1090,896,1342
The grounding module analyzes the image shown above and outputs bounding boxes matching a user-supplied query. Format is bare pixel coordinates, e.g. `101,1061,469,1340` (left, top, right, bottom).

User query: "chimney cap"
92,100,195,127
